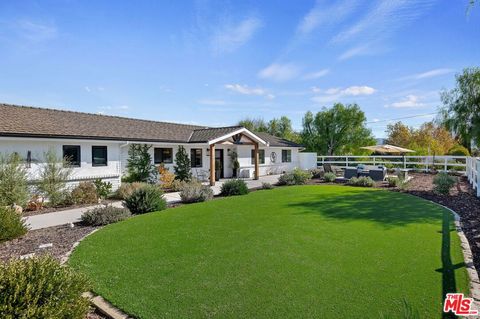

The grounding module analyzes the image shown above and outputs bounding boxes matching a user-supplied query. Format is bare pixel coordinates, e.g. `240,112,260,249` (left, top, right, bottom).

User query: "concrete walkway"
25,175,281,230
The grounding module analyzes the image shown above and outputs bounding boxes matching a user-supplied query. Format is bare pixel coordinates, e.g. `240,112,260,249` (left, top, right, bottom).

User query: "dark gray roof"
0,103,301,147
189,126,243,143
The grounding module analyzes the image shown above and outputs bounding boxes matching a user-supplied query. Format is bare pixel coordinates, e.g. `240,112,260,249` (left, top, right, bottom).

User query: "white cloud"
14,20,58,43
212,17,262,53
297,0,359,35
97,105,130,114
386,95,426,108
338,44,373,60
84,86,91,92
400,68,454,80
311,85,376,104
303,69,330,80
332,0,435,44
258,63,301,81
224,84,274,99
198,99,227,106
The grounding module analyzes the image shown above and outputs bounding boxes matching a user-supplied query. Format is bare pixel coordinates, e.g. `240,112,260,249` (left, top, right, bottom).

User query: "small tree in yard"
0,153,30,207
36,149,72,206
174,146,191,181
125,144,157,183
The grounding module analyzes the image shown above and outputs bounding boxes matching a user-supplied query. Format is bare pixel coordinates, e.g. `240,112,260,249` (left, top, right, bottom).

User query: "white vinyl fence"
318,155,480,198
466,157,480,197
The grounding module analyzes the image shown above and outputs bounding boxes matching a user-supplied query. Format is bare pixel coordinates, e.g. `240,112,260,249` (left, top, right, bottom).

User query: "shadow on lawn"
438,210,466,319
289,189,467,318
288,190,442,227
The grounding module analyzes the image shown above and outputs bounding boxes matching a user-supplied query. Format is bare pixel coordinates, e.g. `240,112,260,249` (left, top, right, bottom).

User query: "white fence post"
444,158,448,172
477,158,480,198
346,156,349,168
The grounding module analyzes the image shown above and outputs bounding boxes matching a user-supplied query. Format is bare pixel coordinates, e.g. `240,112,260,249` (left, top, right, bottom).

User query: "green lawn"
69,186,469,319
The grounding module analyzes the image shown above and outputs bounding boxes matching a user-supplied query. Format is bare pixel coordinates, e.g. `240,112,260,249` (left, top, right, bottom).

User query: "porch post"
210,144,215,186
254,142,259,180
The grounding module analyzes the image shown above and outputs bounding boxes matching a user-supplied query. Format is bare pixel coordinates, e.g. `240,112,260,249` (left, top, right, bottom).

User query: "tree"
125,144,157,183
0,153,30,207
37,149,73,206
385,121,457,155
441,67,480,152
301,103,375,155
174,146,191,181
237,118,268,132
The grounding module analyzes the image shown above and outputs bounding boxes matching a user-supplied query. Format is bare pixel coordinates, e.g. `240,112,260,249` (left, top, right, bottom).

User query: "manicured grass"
69,186,469,318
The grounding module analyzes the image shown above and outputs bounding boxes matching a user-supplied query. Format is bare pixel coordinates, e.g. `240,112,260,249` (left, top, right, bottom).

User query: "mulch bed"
23,200,117,217
0,223,98,262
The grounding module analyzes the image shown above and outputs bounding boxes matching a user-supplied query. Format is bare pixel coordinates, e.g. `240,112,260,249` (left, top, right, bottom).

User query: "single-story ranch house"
0,104,316,188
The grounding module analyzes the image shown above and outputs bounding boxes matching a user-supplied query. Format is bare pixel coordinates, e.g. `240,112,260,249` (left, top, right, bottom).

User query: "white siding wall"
0,137,122,190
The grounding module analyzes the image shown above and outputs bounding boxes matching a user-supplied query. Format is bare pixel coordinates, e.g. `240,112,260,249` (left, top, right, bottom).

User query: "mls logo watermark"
443,293,478,316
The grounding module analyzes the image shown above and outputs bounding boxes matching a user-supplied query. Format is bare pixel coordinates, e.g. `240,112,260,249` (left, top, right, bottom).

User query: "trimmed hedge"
0,256,90,319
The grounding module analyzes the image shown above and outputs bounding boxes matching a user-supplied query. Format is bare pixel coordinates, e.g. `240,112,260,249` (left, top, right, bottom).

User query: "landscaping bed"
0,223,97,262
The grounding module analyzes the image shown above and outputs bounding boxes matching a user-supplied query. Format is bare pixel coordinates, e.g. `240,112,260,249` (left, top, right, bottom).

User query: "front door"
215,149,224,179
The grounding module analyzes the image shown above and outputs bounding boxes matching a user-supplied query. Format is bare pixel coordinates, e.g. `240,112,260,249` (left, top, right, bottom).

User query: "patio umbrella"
360,144,414,154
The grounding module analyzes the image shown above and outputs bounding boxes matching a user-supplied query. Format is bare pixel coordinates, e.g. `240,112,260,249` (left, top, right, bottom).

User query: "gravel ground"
0,223,98,262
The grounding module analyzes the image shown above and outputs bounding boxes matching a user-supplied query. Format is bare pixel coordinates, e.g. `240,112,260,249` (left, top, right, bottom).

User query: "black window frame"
282,149,292,163
251,149,265,164
92,146,108,167
154,147,173,164
190,148,203,168
63,145,81,167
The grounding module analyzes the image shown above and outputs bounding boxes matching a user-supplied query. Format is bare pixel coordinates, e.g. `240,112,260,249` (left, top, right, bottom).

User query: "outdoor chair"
344,167,358,179
368,166,387,181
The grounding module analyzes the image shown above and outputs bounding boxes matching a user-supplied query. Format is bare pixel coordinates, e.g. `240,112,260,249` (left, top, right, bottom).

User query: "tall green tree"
125,144,158,183
301,103,375,155
173,146,192,181
440,67,480,152
238,115,297,140
237,118,268,132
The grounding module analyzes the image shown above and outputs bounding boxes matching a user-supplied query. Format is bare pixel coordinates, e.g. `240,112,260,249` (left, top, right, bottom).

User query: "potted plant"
215,160,222,181
229,151,240,178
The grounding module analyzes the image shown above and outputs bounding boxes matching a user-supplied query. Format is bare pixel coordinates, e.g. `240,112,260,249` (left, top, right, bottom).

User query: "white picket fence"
318,155,480,198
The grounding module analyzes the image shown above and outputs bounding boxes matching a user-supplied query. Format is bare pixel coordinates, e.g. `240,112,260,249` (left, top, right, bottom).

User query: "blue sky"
0,0,479,138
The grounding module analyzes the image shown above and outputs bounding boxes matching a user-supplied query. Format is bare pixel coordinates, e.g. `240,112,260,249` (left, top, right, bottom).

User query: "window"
63,145,81,167
251,149,265,164
190,148,202,168
92,146,108,166
154,148,173,164
282,149,292,163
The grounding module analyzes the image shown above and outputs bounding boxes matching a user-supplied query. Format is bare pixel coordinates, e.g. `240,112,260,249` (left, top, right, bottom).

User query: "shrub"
0,255,90,319
171,179,188,192
71,182,98,205
433,172,457,195
0,153,29,208
93,179,112,199
386,176,401,187
448,144,470,156
81,205,131,226
0,207,28,243
278,169,312,186
262,182,274,189
348,176,375,187
124,184,167,214
310,168,324,179
220,179,249,196
174,146,192,182
323,172,337,183
36,149,73,207
179,182,214,203
116,182,147,199
158,164,176,190
124,144,158,183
